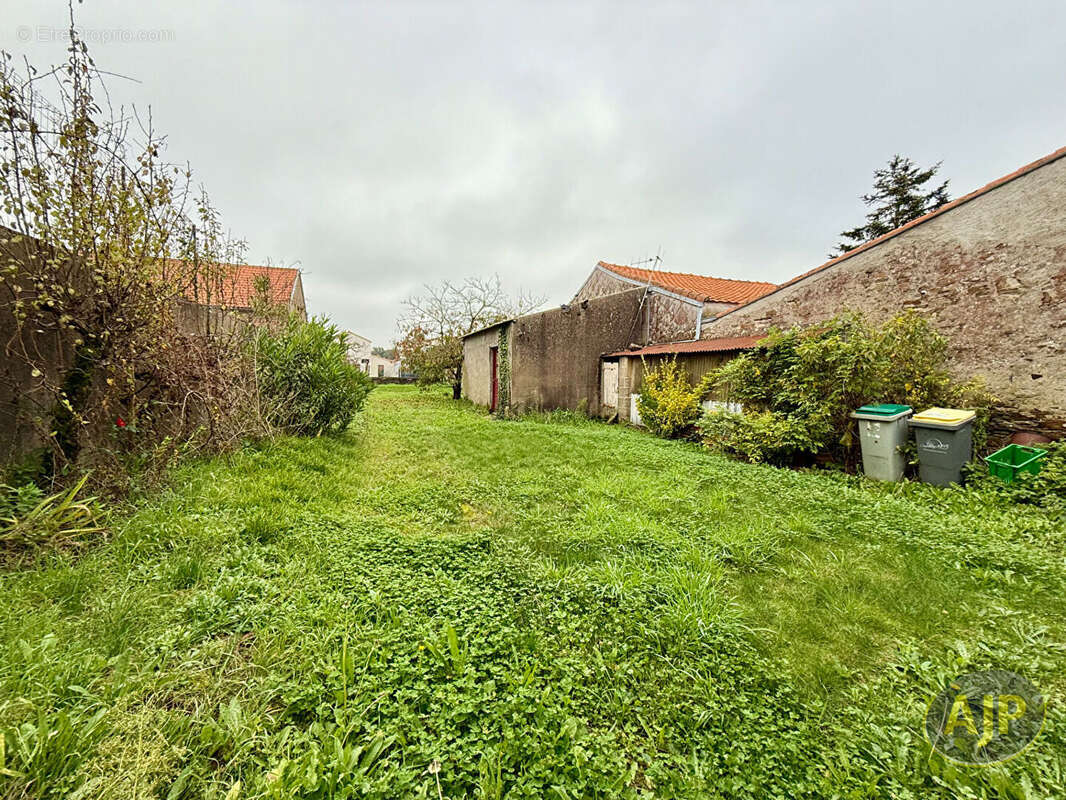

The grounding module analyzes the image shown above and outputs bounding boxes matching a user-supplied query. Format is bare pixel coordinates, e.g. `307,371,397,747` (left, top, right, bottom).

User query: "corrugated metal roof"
605,336,763,358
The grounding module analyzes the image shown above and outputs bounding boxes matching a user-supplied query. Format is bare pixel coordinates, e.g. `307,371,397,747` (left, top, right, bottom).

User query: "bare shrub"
0,19,268,493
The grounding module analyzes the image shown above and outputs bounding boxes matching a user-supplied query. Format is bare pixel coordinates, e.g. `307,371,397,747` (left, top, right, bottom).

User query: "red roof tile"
714,143,1066,320
175,261,300,309
598,261,777,304
605,336,763,358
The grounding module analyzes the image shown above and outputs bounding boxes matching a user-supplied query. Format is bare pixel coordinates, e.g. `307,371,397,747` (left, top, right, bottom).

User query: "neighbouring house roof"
605,336,763,358
597,261,778,305
176,261,301,309
713,142,1066,321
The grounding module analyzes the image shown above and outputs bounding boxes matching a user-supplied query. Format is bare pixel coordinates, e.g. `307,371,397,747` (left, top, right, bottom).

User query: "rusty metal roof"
605,336,763,358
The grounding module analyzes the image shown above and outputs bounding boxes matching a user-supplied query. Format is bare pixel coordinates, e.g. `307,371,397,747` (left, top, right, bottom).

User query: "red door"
489,346,499,411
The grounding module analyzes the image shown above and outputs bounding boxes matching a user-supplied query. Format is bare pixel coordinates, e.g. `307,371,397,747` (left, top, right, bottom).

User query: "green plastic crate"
984,444,1047,483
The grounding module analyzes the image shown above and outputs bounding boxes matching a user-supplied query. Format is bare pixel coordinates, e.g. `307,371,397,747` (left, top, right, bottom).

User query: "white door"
601,361,618,408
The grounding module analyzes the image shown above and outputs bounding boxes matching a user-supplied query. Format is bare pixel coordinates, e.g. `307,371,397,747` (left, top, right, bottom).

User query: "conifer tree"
834,156,950,255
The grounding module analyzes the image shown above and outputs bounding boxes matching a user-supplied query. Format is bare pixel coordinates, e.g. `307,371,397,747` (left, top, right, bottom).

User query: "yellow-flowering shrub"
636,359,702,438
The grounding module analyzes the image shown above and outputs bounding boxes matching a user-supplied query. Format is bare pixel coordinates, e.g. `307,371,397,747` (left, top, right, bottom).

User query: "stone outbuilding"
575,261,777,341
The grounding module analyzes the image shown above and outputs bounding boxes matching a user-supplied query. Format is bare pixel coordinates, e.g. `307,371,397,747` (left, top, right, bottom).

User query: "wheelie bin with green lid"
851,403,912,481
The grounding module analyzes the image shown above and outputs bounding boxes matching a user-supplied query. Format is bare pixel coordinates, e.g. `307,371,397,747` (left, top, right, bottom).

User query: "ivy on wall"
496,325,511,414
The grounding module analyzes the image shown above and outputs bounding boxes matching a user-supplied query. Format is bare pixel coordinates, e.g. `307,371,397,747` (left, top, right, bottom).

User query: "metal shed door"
601,361,618,408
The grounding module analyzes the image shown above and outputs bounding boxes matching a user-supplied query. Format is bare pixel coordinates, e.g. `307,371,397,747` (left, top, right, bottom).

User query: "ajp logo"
925,670,1045,765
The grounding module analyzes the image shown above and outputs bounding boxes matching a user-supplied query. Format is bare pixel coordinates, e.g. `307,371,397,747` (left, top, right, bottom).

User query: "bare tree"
397,275,542,399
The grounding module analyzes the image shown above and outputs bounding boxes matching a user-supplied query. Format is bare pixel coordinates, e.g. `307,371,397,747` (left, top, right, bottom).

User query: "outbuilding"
602,336,760,424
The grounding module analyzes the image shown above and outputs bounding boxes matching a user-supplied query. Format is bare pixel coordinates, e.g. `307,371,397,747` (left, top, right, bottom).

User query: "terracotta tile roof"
714,142,1066,320
605,336,763,358
174,261,300,309
598,261,777,304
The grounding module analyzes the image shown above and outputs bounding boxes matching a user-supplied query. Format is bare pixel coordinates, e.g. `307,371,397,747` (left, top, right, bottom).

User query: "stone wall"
572,266,633,302
574,265,706,343
646,292,701,342
702,151,1066,438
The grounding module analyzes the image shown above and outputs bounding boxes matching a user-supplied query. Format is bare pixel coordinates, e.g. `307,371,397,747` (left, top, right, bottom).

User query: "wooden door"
489,346,499,412
601,361,618,409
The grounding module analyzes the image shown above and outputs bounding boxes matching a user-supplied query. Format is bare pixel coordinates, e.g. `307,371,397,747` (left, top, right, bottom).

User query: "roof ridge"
598,261,775,286
165,257,299,274
230,262,299,273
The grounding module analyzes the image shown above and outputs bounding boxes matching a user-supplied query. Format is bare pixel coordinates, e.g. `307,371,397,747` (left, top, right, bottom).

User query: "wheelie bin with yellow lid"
909,407,976,486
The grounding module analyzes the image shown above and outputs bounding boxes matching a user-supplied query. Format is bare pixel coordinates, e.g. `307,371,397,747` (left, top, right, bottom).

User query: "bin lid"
856,403,912,416
911,407,976,427
852,403,912,422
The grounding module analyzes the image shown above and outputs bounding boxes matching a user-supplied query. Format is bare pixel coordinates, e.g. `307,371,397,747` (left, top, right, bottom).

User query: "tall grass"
0,386,1062,798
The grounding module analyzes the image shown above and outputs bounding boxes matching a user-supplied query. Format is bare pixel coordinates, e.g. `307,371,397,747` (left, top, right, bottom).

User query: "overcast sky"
4,2,1065,344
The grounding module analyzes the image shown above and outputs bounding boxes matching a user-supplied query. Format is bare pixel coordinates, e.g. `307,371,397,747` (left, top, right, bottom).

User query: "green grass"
1,385,1064,799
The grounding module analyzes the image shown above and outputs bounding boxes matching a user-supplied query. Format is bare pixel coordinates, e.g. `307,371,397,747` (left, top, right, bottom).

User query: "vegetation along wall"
702,150,1066,438
0,229,79,467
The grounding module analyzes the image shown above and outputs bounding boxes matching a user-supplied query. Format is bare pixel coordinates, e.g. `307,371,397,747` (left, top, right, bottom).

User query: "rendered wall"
508,289,648,414
461,325,505,408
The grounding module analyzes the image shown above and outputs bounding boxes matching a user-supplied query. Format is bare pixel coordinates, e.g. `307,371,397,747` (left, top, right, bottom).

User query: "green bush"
637,359,702,438
698,311,994,466
697,409,830,465
255,317,374,436
0,482,46,518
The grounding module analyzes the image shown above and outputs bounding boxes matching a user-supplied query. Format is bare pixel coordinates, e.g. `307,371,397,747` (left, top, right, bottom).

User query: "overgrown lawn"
1,386,1063,798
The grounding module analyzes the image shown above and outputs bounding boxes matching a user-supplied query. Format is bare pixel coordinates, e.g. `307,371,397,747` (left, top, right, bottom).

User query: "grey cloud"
3,0,1064,343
